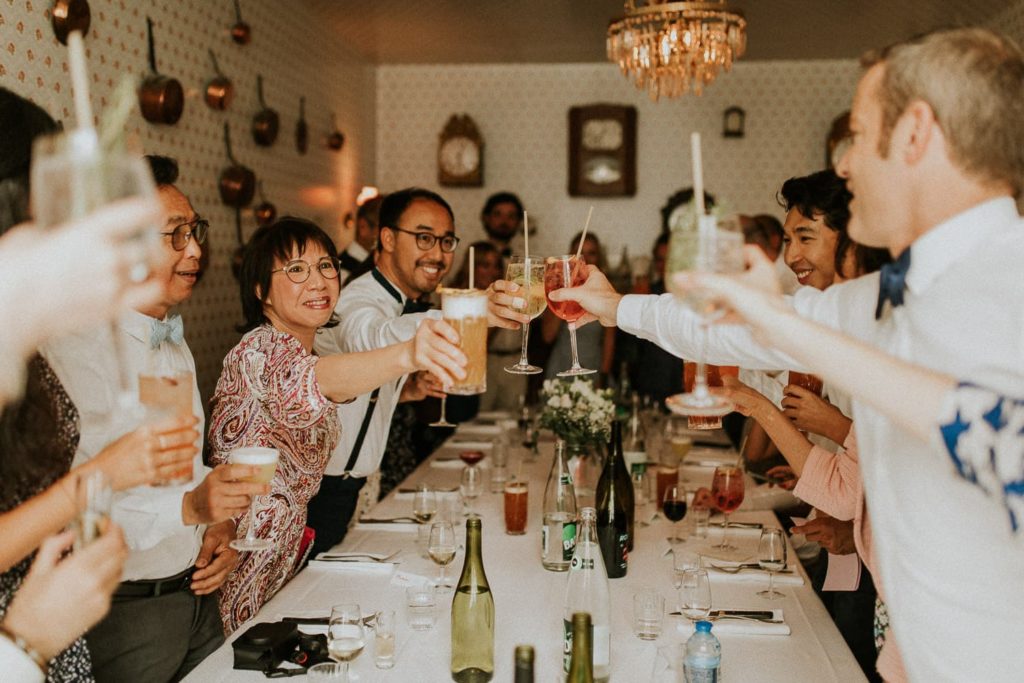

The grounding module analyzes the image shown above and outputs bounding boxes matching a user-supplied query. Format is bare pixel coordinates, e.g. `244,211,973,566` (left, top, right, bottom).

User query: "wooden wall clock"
438,114,484,187
568,104,637,197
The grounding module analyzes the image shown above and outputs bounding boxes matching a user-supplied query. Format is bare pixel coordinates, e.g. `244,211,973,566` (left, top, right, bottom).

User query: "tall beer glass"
440,288,488,395
229,446,279,552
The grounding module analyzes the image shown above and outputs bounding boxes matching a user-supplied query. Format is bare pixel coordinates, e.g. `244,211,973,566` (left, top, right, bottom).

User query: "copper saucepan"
219,123,255,208
254,181,277,227
139,17,184,125
204,50,234,111
251,75,279,147
295,96,308,155
52,0,91,45
326,112,345,151
231,0,251,45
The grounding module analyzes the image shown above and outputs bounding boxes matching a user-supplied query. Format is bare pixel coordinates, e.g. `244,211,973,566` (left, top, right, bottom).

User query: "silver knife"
358,517,420,524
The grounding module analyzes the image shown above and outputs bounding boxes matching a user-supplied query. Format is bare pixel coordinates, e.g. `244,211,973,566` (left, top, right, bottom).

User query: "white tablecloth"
185,437,866,683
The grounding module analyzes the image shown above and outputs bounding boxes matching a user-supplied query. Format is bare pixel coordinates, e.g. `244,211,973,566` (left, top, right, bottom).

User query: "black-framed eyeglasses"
385,226,460,253
161,218,209,251
271,257,340,284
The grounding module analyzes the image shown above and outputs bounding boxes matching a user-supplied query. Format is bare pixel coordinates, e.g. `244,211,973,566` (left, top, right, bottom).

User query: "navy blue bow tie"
875,248,911,319
402,298,432,315
150,314,184,348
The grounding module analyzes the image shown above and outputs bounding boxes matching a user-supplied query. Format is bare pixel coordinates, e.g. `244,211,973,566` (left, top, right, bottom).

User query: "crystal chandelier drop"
606,0,747,100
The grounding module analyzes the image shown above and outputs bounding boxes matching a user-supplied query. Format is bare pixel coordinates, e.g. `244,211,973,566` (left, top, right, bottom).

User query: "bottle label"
562,521,577,561
560,474,572,486
562,619,572,672
563,620,610,672
569,555,593,571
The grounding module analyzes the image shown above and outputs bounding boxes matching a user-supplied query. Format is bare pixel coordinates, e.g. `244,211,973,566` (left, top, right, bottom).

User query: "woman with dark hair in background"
208,217,466,633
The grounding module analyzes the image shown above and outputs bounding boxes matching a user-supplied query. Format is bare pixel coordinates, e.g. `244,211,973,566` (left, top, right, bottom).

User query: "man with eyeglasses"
42,155,267,683
310,187,528,557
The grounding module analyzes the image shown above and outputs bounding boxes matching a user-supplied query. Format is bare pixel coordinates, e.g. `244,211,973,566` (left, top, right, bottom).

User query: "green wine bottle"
596,419,634,574
451,517,494,682
567,612,595,683
514,645,535,683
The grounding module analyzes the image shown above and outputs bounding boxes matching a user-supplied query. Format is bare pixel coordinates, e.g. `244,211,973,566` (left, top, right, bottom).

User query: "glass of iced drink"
503,480,529,535
228,446,279,552
440,287,488,395
138,370,195,484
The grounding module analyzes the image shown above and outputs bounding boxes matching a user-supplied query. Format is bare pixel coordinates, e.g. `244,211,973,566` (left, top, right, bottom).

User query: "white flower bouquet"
538,378,615,447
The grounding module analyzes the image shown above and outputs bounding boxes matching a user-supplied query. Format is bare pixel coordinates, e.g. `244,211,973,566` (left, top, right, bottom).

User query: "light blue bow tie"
150,314,184,349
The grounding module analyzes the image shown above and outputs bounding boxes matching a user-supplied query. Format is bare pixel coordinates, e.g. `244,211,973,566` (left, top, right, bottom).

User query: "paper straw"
691,132,705,216
469,246,475,290
67,32,94,130
575,206,594,261
523,211,530,263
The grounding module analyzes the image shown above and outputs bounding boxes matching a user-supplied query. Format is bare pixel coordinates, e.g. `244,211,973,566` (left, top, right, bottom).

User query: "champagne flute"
228,447,279,552
757,528,788,600
428,521,457,589
328,602,366,676
662,484,688,544
430,394,455,428
664,210,744,417
710,465,745,552
679,568,712,622
460,465,483,515
504,255,547,374
543,255,595,376
413,484,437,524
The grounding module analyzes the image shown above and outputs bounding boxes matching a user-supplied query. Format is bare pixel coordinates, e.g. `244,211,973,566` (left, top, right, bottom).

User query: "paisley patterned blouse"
939,382,1024,533
208,325,340,634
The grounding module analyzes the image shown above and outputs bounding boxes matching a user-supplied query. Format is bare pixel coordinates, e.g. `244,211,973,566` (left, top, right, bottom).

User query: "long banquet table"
186,425,866,682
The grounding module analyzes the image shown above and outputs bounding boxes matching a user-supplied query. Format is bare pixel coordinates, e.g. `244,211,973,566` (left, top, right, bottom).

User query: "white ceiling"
303,0,1015,64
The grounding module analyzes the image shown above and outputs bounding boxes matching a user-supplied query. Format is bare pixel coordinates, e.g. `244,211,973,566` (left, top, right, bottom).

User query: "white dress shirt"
0,636,43,683
314,269,439,477
41,311,207,581
617,197,1024,682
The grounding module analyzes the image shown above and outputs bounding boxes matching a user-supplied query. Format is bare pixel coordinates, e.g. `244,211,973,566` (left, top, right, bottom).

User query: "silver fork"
708,562,792,574
317,549,402,562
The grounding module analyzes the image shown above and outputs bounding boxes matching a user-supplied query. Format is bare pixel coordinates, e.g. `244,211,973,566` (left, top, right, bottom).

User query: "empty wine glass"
460,465,483,515
757,528,788,600
671,548,702,590
327,602,366,676
228,447,279,552
710,465,745,552
664,209,744,418
543,255,595,376
430,393,455,428
662,484,688,544
504,255,547,374
428,521,457,589
413,484,437,524
679,568,712,622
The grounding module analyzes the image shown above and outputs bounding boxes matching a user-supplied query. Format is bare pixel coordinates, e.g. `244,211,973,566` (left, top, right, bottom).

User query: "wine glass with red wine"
458,450,484,467
544,255,595,376
662,484,688,544
710,466,745,551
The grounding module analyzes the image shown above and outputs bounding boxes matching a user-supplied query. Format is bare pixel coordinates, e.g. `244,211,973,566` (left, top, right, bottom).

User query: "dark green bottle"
451,517,494,682
566,613,595,683
596,419,634,576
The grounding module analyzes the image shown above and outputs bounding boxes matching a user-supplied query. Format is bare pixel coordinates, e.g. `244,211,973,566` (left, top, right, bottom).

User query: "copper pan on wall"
231,0,251,45
204,50,234,111
52,0,91,45
252,75,279,146
219,123,255,208
139,17,184,125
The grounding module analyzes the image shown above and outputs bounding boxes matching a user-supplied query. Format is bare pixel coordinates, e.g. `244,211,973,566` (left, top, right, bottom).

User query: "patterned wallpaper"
0,0,377,403
376,59,861,263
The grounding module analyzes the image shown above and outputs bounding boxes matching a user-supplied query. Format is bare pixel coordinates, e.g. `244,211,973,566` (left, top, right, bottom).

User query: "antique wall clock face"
569,104,637,197
438,115,484,187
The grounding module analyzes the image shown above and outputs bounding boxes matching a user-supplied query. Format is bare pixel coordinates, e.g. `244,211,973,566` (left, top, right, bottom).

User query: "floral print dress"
208,325,340,634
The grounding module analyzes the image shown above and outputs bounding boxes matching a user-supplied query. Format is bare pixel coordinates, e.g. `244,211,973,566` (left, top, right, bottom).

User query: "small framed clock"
568,104,637,197
438,114,484,187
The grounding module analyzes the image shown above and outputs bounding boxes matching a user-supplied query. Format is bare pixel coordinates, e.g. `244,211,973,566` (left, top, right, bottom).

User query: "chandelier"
606,1,747,100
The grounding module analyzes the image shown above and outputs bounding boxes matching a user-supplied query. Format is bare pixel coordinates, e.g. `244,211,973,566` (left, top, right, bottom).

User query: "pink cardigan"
793,430,907,683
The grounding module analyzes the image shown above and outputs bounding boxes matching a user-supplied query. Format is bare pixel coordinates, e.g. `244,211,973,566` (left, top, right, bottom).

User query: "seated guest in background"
481,191,524,257
339,195,382,284
741,212,799,294
43,155,267,683
549,27,1024,681
209,217,465,633
542,231,615,384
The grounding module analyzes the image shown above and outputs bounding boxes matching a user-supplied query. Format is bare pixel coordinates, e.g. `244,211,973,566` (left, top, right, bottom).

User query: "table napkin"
443,439,494,451
475,410,513,421
430,458,470,470
706,564,805,586
676,609,790,636
307,559,396,574
353,521,421,533
455,423,502,436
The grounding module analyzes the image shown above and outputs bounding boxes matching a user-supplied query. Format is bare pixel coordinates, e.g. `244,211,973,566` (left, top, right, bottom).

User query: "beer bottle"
564,508,610,682
567,613,595,683
514,645,535,683
451,517,494,682
542,440,578,571
596,419,634,567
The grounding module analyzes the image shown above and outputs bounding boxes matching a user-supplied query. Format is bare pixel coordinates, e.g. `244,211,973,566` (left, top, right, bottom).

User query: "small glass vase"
564,439,604,509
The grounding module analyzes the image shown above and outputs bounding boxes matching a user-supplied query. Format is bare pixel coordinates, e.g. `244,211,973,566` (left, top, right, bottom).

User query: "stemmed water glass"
710,465,745,552
228,447,279,552
428,521,457,589
327,602,366,677
504,255,547,374
679,568,712,622
429,394,455,428
460,465,483,515
664,209,744,417
544,255,595,376
413,484,437,524
662,484,688,544
757,528,788,600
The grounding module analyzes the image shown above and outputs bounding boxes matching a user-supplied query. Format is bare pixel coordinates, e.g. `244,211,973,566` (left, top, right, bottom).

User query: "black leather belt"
114,567,195,600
